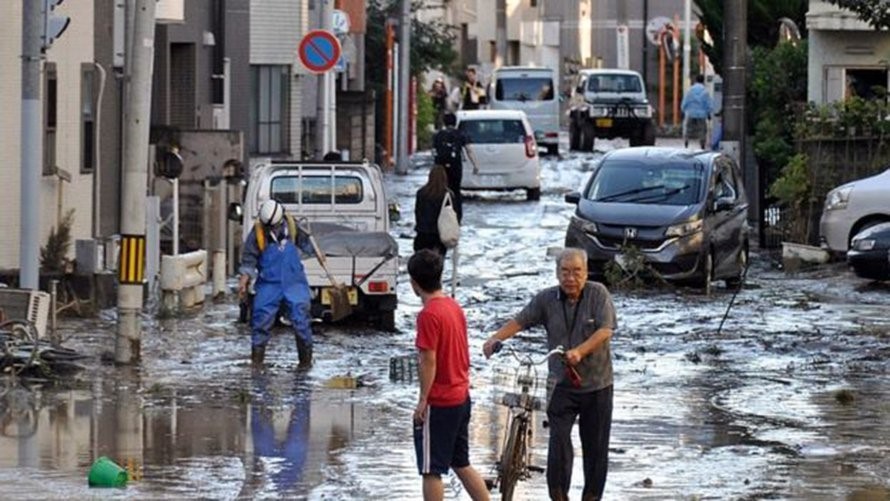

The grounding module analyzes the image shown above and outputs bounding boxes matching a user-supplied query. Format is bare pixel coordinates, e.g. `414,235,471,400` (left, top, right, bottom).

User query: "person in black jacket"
414,164,453,256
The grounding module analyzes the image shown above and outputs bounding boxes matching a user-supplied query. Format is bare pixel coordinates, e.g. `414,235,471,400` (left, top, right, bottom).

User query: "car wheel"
697,250,714,295
526,187,541,201
376,310,396,332
725,243,748,290
629,133,641,147
545,144,559,156
642,121,656,145
569,120,581,150
581,123,595,151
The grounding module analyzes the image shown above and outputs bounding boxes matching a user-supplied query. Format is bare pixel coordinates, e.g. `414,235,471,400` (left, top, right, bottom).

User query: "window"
495,77,554,101
270,175,364,205
713,159,738,200
587,74,643,93
458,119,527,144
44,63,58,176
586,160,704,206
81,65,96,173
250,65,291,154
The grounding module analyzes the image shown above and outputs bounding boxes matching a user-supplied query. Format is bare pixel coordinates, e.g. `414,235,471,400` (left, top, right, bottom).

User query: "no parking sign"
298,30,342,74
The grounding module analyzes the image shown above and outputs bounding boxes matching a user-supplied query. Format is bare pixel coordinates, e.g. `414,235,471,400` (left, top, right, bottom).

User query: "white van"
488,66,560,155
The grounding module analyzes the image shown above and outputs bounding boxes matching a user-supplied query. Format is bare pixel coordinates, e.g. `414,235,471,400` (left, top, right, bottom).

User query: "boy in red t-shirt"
408,250,490,501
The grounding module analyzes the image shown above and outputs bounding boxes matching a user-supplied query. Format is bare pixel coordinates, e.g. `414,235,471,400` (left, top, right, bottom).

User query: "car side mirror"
712,197,733,212
227,202,243,222
565,191,581,204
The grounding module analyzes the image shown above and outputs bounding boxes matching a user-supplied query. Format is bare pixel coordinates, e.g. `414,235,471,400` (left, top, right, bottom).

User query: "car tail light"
524,135,537,158
368,281,389,293
544,132,558,138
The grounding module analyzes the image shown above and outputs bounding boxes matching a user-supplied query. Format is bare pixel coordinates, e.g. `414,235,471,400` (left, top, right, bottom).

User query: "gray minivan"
488,66,560,155
564,147,749,292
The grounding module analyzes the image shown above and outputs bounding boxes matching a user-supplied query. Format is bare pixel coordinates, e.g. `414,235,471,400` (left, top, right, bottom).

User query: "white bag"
437,192,460,248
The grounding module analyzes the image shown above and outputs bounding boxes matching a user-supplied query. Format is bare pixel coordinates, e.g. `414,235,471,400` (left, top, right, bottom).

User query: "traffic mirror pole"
116,0,156,364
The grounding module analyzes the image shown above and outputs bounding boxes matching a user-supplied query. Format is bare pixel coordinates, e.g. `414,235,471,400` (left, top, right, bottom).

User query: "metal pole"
117,0,156,364
172,178,179,255
396,0,411,175
495,0,506,67
682,0,692,95
316,0,333,158
385,21,394,169
20,0,42,290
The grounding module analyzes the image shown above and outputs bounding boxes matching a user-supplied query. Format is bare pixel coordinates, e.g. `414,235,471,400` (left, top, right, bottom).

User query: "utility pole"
682,0,692,94
316,0,333,158
19,1,42,290
116,0,156,364
495,0,506,67
395,0,411,174
722,0,755,231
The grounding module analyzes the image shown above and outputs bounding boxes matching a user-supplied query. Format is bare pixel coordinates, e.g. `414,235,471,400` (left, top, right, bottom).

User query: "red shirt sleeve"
415,309,439,351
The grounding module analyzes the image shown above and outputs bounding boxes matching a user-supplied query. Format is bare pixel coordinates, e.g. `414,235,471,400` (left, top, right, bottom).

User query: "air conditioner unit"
0,289,51,339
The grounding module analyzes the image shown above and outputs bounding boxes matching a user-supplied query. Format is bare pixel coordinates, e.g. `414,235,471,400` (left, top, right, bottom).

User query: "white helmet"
259,199,284,226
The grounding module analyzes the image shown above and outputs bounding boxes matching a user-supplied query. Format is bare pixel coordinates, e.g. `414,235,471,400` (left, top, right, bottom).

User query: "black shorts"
413,398,471,476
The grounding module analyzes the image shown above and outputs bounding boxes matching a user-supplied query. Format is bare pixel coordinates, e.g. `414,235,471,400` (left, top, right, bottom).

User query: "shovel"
304,223,353,322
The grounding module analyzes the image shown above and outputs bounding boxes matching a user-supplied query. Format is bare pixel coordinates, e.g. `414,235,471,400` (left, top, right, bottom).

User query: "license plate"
321,287,359,305
476,174,501,186
595,118,613,128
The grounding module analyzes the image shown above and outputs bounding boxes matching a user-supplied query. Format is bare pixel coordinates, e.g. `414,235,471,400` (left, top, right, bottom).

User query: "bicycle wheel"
499,416,527,501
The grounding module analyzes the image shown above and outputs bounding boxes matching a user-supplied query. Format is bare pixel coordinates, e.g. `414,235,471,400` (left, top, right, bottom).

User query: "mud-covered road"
1,140,888,500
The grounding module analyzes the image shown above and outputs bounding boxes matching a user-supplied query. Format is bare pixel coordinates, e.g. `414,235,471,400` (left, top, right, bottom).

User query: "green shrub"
40,209,75,273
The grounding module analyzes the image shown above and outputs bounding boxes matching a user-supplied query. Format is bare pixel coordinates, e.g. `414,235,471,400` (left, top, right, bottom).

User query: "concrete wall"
0,2,96,271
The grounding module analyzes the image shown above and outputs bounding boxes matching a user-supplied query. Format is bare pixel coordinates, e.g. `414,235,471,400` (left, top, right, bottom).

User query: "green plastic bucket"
87,456,128,488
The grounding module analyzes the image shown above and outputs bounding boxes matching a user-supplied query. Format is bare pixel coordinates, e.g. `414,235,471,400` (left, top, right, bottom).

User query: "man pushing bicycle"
483,248,617,501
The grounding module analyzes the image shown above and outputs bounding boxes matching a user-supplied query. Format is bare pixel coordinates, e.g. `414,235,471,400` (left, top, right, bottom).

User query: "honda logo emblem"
624,227,638,239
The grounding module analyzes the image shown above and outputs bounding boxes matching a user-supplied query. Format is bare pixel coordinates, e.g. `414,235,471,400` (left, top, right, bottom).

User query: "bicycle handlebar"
492,340,565,366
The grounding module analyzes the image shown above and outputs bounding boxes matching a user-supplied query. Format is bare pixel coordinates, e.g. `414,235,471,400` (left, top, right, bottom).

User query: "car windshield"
495,77,555,102
458,119,527,144
587,74,642,93
586,160,704,205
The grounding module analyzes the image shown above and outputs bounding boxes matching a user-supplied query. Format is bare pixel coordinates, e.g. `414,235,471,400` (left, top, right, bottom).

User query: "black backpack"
434,128,462,166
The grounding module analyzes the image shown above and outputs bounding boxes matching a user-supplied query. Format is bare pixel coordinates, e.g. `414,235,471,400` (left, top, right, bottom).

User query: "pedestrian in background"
483,248,617,501
429,77,449,130
238,200,315,368
414,165,453,256
409,249,490,501
432,112,479,223
459,67,487,110
681,74,713,150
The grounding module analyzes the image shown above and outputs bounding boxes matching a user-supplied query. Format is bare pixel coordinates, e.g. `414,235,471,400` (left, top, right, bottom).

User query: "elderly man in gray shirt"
483,248,616,501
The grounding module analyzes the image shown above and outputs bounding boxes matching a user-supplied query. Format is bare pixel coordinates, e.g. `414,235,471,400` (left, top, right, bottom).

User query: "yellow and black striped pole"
118,235,146,285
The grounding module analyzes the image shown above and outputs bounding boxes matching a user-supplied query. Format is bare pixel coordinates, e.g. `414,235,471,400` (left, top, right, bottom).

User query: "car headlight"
825,186,852,211
665,219,703,238
634,106,653,118
570,215,598,234
590,106,609,117
852,238,876,251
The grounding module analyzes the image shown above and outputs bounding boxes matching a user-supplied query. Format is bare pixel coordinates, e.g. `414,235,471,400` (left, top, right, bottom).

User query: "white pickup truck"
232,160,399,330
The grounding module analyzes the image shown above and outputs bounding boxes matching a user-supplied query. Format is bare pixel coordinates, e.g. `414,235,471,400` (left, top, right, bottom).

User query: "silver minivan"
488,66,560,155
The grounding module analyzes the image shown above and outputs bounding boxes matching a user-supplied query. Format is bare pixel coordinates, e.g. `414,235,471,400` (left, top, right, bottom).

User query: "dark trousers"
546,385,613,500
414,232,446,256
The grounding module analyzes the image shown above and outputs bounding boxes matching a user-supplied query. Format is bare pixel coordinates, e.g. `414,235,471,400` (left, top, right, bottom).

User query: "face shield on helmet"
259,200,284,226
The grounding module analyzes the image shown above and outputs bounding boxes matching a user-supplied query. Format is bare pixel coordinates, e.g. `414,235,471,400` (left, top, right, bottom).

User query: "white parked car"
487,66,560,156
456,109,542,201
819,168,890,252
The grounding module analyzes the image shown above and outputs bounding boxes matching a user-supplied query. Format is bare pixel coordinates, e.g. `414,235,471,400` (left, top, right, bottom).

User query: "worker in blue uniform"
238,200,315,368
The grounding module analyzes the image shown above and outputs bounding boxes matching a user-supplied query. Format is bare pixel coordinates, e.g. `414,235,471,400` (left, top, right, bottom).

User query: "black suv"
564,147,749,293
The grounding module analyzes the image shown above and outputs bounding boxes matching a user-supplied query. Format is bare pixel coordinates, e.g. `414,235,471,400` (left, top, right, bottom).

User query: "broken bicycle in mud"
487,342,578,500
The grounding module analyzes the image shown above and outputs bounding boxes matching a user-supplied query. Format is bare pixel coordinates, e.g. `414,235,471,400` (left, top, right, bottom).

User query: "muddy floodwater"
1,141,888,500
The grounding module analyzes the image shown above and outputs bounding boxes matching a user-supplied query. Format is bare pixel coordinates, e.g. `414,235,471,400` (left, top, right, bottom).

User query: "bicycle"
489,341,577,501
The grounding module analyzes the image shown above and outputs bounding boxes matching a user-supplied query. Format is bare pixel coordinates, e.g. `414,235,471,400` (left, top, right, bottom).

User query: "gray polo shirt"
514,282,617,393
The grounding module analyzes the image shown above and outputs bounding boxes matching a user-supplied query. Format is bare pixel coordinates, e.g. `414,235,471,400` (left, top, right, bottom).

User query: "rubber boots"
296,336,313,369
250,344,266,365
